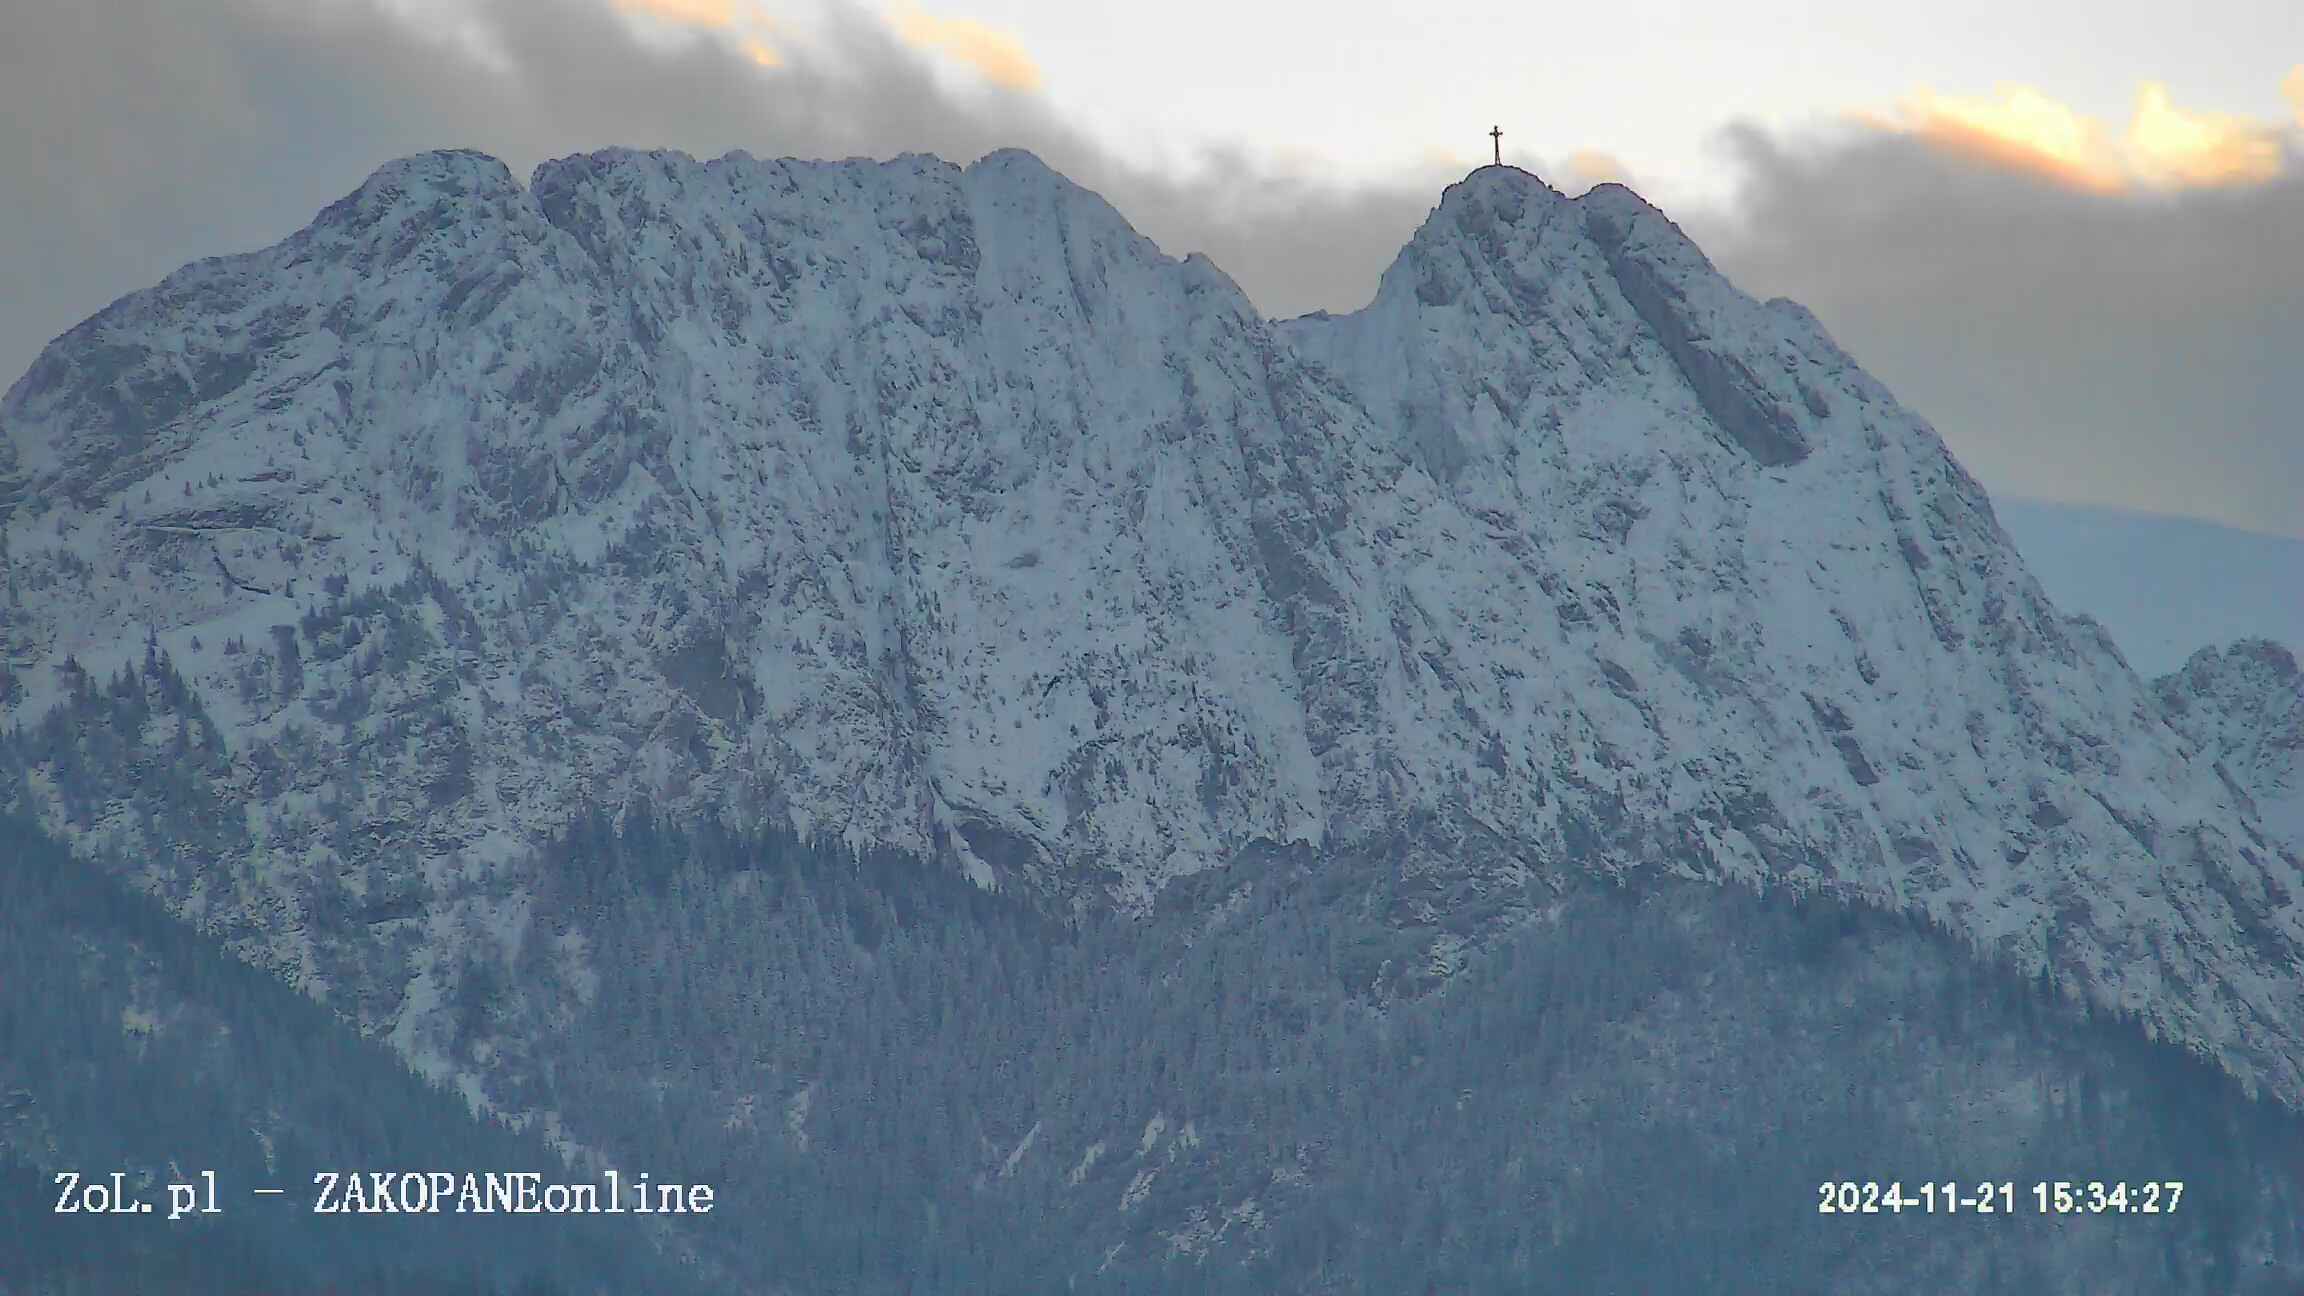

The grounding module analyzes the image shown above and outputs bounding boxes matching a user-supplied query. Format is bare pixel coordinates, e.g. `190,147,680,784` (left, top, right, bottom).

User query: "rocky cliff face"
4,148,2300,1099
2157,640,2303,851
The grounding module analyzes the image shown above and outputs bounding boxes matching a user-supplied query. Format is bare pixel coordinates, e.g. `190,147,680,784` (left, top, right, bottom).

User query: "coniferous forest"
7,798,2302,1293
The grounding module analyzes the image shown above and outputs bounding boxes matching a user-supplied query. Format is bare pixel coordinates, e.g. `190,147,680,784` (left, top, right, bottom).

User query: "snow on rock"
2157,640,2304,851
4,150,2303,1103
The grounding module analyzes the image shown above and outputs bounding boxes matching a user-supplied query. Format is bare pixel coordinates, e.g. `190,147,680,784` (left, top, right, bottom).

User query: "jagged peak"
307,149,529,253
528,146,968,199
1412,164,1567,241
963,147,1119,214
1572,179,1655,219
521,142,1107,221
2226,637,2297,675
1576,180,1719,276
332,149,521,208
1342,165,1575,322
1450,161,1556,192
529,146,719,193
887,149,966,177
970,145,1057,174
1179,250,1249,300
956,148,1181,285
2169,638,2302,689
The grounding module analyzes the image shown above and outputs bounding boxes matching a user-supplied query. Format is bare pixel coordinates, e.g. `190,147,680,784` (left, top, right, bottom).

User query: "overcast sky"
5,0,2300,536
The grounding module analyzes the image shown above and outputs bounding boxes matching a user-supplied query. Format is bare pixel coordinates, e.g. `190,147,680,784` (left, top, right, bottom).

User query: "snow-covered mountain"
2157,640,2303,852
4,148,2300,1100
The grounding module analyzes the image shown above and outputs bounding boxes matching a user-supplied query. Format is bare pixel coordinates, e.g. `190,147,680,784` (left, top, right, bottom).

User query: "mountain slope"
2,150,2300,1106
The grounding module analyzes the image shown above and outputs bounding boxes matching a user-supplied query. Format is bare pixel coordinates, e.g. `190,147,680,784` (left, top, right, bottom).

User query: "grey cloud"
5,0,2295,537
1692,125,2304,539
0,0,1441,389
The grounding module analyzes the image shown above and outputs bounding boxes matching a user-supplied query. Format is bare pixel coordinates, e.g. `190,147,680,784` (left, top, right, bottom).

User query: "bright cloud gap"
1869,73,2299,195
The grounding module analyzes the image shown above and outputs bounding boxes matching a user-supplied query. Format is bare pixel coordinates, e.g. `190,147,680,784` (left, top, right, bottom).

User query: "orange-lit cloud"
1562,149,1637,192
2284,64,2304,126
2126,83,2282,187
615,0,738,26
890,3,1043,92
612,0,783,65
1883,84,2126,193
1870,77,2292,195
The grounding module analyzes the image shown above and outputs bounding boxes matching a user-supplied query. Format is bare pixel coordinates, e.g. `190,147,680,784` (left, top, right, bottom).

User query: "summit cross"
1490,125,1502,166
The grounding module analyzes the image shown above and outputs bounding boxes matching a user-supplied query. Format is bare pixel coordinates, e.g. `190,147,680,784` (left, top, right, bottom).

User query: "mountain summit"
4,149,2299,1101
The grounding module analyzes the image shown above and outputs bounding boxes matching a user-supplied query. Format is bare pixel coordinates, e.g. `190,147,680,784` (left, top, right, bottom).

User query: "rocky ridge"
3,148,2299,1099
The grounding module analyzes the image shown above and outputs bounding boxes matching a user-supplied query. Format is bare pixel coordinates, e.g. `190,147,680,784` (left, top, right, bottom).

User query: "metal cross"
1490,125,1502,166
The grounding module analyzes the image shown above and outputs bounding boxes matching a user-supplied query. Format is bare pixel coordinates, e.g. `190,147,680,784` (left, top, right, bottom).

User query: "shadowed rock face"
3,148,2301,1107
1584,190,1812,467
